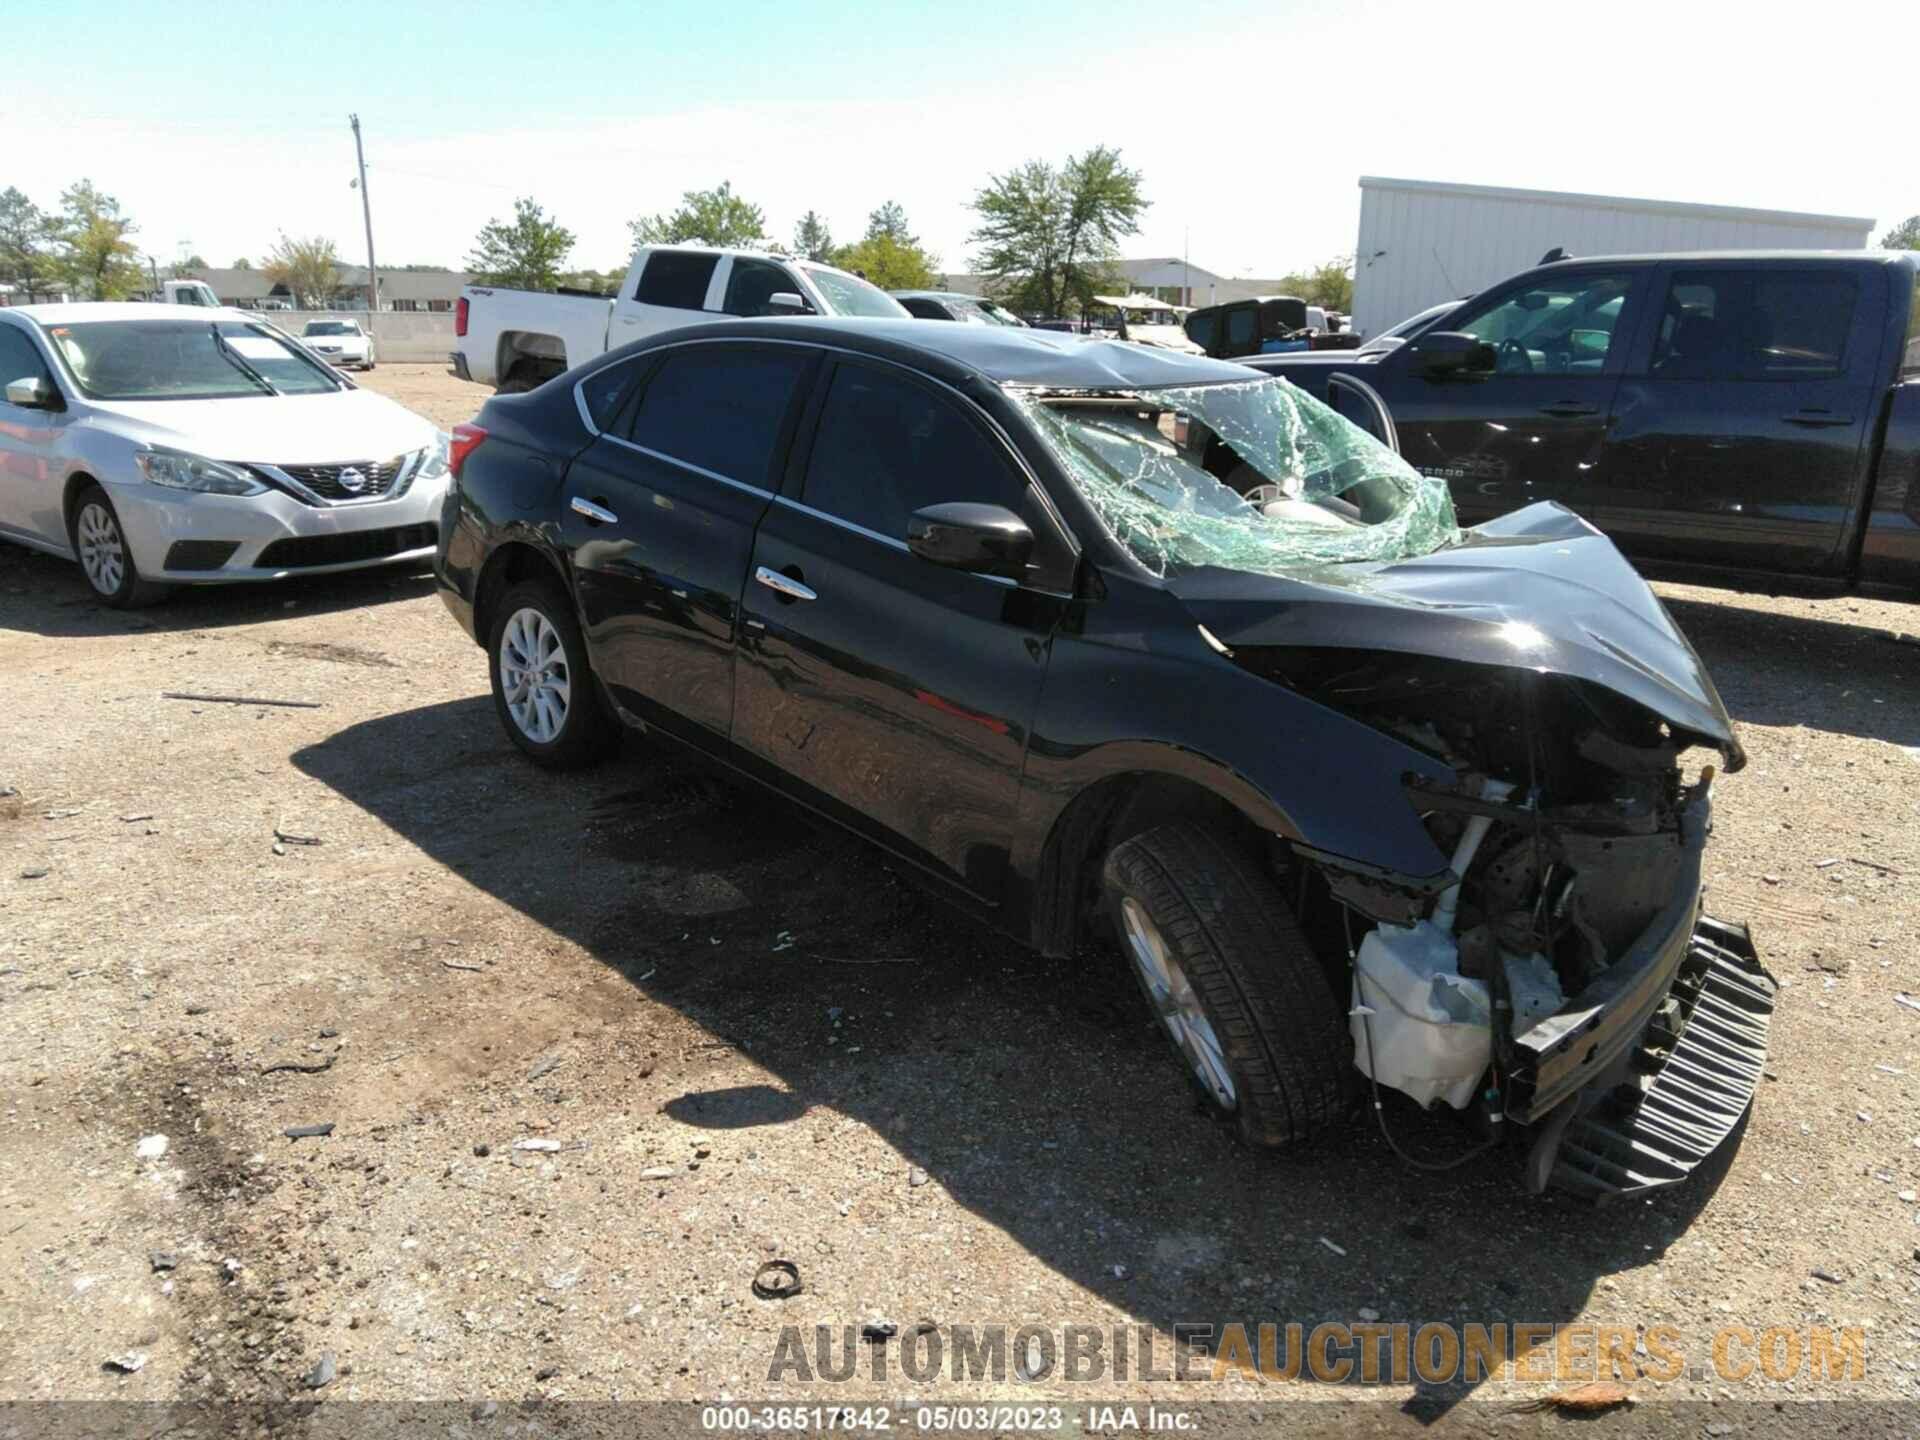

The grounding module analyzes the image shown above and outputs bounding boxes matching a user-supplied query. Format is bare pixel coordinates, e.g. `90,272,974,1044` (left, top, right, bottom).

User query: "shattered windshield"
1015,378,1458,575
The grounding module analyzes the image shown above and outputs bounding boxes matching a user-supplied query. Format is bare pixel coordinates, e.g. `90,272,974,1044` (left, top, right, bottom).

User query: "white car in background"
0,304,448,607
302,317,376,370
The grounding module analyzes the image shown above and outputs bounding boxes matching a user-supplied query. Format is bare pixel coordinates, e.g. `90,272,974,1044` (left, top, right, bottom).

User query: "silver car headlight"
417,431,451,481
134,448,267,496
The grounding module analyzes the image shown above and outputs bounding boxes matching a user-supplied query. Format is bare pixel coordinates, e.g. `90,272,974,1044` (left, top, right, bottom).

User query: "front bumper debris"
1542,916,1775,1202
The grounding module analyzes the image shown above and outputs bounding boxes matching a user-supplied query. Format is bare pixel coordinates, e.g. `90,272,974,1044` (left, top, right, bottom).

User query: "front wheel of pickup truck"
1103,823,1349,1147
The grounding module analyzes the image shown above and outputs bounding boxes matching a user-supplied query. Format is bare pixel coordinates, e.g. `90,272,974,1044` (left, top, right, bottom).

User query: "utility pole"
349,113,380,315
147,255,161,299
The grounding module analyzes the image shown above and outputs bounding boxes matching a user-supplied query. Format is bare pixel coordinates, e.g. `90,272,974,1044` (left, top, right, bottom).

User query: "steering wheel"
1497,338,1533,375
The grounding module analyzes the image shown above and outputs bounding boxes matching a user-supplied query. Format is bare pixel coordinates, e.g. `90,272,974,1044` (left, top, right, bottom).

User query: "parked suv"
435,319,1772,1199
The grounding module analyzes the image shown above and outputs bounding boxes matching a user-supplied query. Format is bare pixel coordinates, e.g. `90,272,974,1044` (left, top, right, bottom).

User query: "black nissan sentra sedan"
435,319,1775,1200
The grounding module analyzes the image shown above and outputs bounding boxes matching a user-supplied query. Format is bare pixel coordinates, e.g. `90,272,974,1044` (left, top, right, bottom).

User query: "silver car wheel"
499,607,571,745
1120,895,1237,1109
76,501,126,596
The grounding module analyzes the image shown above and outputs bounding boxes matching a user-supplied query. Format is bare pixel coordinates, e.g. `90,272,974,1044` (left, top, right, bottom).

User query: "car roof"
4,302,259,326
617,317,1256,389
889,291,979,303
1536,249,1918,267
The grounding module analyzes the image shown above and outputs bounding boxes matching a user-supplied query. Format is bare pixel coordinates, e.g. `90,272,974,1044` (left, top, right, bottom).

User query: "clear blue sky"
4,0,1913,279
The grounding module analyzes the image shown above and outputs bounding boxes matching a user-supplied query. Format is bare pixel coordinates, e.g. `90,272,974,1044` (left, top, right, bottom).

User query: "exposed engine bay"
1238,644,1772,1194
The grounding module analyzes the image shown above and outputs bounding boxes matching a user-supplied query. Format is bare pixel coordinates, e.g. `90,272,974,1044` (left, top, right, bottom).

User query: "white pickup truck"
450,246,910,392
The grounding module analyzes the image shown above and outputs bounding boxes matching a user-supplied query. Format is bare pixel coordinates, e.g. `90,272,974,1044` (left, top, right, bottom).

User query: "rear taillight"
455,296,469,337
449,422,487,479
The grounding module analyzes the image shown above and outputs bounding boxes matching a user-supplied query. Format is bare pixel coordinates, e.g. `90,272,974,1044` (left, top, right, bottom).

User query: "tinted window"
0,326,51,390
579,357,644,431
635,251,718,310
899,297,951,320
1224,306,1257,353
1651,270,1859,380
801,363,1027,541
723,259,806,317
1450,272,1632,375
624,347,809,486
1184,309,1219,352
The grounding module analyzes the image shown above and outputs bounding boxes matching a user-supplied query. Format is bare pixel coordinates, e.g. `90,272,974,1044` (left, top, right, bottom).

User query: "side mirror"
1407,331,1495,377
5,376,60,411
767,292,813,315
907,502,1033,581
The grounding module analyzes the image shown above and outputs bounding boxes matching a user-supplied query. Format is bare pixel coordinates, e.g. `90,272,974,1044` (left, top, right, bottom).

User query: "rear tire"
69,484,170,609
1103,822,1350,1147
487,579,620,769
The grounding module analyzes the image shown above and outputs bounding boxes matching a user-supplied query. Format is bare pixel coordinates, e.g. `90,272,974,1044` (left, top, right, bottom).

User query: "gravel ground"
1,365,1917,1433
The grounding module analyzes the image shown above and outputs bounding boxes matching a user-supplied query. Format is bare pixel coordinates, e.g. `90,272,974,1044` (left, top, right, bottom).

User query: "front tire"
1103,822,1350,1147
69,485,170,609
487,579,620,768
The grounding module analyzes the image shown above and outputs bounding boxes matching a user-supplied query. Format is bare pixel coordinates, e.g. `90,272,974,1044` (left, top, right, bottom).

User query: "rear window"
1651,270,1859,380
635,251,718,310
623,347,809,486
1185,309,1219,353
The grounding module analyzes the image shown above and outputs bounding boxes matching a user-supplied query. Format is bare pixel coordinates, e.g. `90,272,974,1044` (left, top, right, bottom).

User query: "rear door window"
1224,306,1257,354
635,251,719,310
1650,270,1859,379
623,346,810,487
1184,309,1219,353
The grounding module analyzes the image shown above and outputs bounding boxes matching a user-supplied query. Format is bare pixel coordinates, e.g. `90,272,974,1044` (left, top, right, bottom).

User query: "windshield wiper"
209,324,278,396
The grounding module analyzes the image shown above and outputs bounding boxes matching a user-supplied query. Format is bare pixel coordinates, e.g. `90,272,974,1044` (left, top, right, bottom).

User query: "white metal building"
1350,176,1876,338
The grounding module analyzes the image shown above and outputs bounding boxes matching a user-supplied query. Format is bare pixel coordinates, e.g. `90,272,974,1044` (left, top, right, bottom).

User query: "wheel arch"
62,470,105,532
472,539,571,649
1026,761,1291,958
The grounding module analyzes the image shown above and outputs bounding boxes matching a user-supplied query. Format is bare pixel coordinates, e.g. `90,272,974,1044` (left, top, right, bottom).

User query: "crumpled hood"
1171,502,1745,768
86,388,438,466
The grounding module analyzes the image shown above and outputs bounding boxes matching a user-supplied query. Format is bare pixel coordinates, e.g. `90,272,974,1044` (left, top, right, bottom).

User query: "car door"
733,357,1075,901
612,249,723,346
560,341,819,753
0,322,67,544
1379,267,1644,527
719,257,814,317
1599,263,1886,574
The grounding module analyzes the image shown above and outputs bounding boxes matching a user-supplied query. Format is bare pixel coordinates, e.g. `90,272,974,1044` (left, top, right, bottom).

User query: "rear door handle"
570,495,618,525
1781,410,1854,427
1537,401,1599,417
754,565,816,602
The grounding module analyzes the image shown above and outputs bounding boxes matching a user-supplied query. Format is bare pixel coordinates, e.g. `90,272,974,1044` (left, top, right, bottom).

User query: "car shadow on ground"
0,544,437,639
295,694,1740,1409
1660,594,1920,750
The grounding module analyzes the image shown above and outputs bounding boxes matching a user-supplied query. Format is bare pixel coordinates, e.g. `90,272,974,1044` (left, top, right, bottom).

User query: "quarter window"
800,363,1029,541
1650,270,1860,380
634,251,718,310
1450,273,1632,375
578,357,643,432
623,347,809,487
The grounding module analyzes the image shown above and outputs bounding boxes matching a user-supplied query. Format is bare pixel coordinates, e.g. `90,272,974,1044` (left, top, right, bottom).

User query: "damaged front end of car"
1252,642,1777,1201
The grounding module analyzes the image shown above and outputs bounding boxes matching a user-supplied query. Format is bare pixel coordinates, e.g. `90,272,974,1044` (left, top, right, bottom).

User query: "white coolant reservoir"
1350,921,1492,1110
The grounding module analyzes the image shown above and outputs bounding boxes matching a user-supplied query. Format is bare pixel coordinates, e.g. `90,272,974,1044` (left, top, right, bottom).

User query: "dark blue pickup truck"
1238,251,1920,588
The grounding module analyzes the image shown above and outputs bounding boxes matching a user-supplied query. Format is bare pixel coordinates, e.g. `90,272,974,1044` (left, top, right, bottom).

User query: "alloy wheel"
76,501,126,596
498,607,571,744
1120,895,1237,1109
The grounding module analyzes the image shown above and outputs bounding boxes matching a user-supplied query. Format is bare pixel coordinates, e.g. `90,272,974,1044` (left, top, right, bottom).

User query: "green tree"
793,210,835,262
1277,253,1354,313
465,197,576,290
830,232,937,291
629,181,766,249
169,254,208,279
57,180,142,300
0,186,62,301
968,146,1148,317
232,257,252,270
865,200,916,246
1880,215,1920,250
263,233,341,309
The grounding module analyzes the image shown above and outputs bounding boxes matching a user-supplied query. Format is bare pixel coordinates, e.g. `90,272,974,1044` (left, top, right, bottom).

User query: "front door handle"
1781,410,1854,427
754,565,816,602
1537,401,1599,417
570,495,618,525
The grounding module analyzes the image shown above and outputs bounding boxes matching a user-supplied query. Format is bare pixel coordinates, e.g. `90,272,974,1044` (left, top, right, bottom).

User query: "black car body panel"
1245,250,1920,590
436,316,1768,1197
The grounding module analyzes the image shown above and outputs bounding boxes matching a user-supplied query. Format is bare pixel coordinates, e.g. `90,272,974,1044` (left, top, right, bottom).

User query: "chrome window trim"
768,495,1020,589
599,433,774,501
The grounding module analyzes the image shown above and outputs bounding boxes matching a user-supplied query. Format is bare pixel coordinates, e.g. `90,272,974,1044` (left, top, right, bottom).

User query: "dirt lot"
2,364,1918,1431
